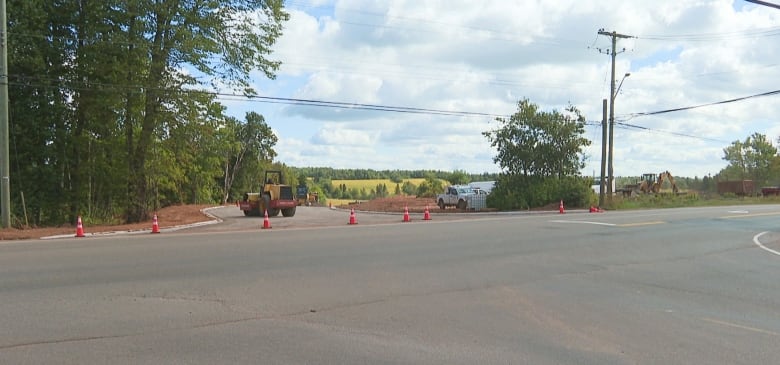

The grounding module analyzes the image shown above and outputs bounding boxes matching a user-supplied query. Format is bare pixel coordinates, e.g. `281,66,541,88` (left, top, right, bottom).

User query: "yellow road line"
616,221,666,227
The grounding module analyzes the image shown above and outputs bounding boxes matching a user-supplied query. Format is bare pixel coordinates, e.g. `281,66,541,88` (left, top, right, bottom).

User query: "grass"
605,193,780,210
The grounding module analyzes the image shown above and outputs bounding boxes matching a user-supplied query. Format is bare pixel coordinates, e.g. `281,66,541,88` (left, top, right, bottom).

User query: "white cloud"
235,0,780,178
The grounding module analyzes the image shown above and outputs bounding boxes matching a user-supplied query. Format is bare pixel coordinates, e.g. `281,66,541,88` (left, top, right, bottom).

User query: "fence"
469,194,488,211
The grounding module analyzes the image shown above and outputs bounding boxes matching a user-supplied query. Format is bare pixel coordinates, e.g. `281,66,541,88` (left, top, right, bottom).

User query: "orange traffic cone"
559,200,565,214
403,205,411,222
151,213,160,233
423,205,431,221
348,208,357,225
75,216,85,238
262,209,272,229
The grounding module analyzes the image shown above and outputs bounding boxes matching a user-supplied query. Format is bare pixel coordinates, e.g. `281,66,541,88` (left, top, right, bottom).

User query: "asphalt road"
192,204,486,232
1,205,779,364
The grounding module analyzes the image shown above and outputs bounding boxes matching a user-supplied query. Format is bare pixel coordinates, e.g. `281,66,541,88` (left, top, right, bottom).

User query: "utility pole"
597,29,633,204
599,99,607,207
0,0,9,228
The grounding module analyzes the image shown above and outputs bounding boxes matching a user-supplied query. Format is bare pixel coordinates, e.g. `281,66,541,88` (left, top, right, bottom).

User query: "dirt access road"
0,197,495,240
186,199,485,234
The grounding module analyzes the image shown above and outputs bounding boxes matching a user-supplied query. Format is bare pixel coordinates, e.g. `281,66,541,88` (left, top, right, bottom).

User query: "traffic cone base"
262,210,272,229
75,216,85,238
151,214,161,233
348,208,358,225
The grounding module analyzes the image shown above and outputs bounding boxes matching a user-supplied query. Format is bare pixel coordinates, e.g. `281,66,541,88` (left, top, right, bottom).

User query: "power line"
11,73,744,143
745,0,780,10
7,77,507,119
637,26,780,42
614,121,729,143
285,0,583,48
623,88,780,118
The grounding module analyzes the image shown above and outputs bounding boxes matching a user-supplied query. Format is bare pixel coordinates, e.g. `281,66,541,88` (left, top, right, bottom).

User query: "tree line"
7,0,288,227
292,167,497,184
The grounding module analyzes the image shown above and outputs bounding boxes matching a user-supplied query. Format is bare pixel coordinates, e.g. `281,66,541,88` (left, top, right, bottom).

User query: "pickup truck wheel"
438,199,445,210
457,200,466,210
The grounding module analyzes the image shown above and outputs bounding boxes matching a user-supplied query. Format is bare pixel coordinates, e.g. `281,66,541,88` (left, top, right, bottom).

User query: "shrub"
487,174,592,210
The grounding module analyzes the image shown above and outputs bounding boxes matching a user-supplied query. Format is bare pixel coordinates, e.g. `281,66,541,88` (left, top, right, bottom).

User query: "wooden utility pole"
0,0,9,228
598,29,633,203
599,99,607,207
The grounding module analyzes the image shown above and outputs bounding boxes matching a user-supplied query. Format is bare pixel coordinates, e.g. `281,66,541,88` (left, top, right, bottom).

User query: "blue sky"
220,0,780,179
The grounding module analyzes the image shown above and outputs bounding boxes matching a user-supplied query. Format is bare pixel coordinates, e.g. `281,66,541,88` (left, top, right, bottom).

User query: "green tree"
720,133,778,186
447,170,470,185
7,0,289,225
222,112,278,203
484,99,590,177
124,1,289,222
401,181,417,196
483,99,592,209
416,174,444,198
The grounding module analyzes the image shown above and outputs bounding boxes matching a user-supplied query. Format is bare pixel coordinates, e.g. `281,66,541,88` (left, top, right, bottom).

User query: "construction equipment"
296,186,319,206
239,170,297,217
718,180,755,196
638,171,679,194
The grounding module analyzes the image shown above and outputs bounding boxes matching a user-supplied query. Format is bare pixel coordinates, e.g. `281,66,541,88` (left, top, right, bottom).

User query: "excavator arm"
657,171,679,194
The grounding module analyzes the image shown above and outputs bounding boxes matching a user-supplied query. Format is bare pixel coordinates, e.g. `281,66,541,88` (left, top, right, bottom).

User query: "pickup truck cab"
437,185,475,210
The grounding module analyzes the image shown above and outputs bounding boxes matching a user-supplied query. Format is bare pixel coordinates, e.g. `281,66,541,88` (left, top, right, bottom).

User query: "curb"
40,206,224,240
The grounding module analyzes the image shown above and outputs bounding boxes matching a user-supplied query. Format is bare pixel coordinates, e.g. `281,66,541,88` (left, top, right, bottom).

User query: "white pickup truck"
436,185,475,210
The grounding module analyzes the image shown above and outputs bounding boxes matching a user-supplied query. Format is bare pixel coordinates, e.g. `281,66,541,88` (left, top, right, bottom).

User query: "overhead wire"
622,88,780,118
10,1,780,142
6,76,508,120
8,73,766,143
637,26,780,42
614,121,730,143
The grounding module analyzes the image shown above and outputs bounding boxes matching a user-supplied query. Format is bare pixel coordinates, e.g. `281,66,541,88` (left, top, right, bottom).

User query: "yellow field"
331,178,429,191
326,198,366,206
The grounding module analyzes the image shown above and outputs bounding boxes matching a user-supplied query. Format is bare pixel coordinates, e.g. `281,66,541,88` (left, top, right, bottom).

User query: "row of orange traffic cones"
559,200,604,214
348,205,431,225
75,214,161,237
75,202,603,237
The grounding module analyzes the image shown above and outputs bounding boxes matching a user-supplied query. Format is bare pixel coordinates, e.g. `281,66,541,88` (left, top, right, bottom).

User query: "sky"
220,0,780,179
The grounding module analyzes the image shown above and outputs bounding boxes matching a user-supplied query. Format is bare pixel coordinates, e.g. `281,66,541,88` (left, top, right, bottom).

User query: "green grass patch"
606,193,780,210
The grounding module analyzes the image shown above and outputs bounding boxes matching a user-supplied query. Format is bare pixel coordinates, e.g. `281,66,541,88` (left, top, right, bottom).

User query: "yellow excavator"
638,171,679,194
